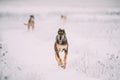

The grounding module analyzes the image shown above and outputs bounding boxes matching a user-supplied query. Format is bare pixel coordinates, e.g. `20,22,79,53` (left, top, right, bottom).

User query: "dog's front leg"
63,50,68,69
63,53,67,69
55,43,63,66
55,52,62,66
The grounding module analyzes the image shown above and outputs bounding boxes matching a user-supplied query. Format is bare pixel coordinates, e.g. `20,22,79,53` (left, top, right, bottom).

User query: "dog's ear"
59,28,62,31
58,28,61,32
63,29,65,34
58,28,61,34
30,15,34,18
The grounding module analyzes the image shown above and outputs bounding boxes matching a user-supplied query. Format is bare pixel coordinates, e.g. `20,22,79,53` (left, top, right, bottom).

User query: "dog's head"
56,28,67,44
30,15,34,18
58,28,65,36
61,15,67,19
61,15,64,19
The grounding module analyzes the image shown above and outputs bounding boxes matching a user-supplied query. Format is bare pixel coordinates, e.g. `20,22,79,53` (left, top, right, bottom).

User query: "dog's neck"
29,17,34,22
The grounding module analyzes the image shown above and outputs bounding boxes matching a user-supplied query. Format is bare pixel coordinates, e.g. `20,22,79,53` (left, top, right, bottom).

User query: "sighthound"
54,28,68,69
24,15,35,31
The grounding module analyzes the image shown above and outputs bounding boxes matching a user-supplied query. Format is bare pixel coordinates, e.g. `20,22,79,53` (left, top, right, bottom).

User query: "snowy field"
0,0,120,80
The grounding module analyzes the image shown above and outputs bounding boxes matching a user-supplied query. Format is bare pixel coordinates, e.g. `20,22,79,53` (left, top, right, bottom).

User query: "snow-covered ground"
0,0,120,80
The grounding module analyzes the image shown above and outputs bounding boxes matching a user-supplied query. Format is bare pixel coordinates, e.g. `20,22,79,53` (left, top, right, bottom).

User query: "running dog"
24,15,35,31
54,28,68,69
60,15,67,25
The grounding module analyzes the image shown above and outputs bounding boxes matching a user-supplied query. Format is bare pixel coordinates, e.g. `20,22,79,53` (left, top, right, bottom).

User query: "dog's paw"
58,61,63,66
58,63,63,66
60,64,66,69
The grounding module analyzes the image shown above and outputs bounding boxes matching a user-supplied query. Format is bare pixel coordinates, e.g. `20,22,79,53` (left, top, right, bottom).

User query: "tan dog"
54,28,68,69
61,15,67,26
24,15,35,31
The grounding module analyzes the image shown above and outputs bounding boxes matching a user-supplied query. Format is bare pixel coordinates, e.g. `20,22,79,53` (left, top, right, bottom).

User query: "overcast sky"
0,0,120,8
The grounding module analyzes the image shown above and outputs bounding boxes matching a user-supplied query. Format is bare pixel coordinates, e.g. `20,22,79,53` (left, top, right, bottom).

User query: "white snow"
0,1,120,80
1,28,102,80
1,15,120,79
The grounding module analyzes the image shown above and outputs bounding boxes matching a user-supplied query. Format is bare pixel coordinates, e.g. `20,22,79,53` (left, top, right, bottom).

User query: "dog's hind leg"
32,23,34,30
28,24,30,31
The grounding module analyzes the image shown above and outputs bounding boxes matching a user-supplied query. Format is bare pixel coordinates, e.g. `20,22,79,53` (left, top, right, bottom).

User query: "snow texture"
0,0,120,80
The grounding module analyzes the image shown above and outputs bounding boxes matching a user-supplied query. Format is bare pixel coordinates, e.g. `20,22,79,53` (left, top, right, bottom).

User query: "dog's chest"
29,18,34,22
56,44,67,52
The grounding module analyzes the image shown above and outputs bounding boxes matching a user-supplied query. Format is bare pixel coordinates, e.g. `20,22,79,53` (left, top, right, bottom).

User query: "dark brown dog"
54,28,68,69
24,15,35,31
